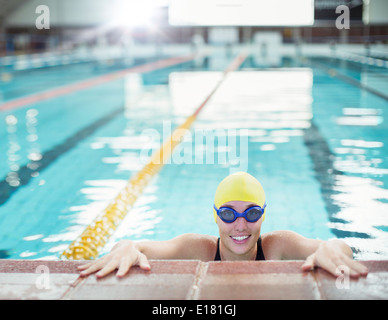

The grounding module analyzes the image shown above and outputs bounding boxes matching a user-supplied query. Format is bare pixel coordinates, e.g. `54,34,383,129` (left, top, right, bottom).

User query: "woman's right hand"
77,240,151,278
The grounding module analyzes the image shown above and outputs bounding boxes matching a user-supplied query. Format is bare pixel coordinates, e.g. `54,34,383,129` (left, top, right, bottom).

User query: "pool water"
0,51,387,260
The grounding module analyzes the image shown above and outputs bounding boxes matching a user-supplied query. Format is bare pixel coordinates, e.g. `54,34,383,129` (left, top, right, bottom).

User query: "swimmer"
78,172,368,279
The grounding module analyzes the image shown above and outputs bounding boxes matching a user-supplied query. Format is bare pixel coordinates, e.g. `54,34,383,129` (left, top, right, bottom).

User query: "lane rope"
61,52,247,260
0,54,198,112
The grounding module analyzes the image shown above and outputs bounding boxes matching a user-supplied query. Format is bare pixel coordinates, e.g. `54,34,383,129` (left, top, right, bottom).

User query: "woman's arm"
77,233,216,278
262,230,368,278
77,240,151,278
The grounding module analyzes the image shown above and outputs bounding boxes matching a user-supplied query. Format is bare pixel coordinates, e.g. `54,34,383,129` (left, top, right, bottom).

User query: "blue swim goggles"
213,203,267,223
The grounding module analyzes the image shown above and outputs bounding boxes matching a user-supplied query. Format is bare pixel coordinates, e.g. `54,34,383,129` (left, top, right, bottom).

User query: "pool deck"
0,259,388,300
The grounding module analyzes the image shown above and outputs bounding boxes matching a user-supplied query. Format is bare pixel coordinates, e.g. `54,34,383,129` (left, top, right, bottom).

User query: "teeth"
231,236,249,241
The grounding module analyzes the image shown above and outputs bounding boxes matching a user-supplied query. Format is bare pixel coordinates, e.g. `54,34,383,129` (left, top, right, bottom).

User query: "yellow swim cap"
213,172,266,222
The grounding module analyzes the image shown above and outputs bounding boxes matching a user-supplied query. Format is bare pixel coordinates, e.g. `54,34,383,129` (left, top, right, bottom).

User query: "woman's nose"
234,217,248,230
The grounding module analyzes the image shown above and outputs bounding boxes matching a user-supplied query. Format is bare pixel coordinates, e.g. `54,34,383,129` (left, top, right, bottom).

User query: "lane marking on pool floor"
0,54,199,112
0,105,123,206
61,51,248,260
302,58,388,102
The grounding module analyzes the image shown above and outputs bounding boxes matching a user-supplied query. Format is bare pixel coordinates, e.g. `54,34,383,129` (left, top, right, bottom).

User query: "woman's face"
216,200,263,260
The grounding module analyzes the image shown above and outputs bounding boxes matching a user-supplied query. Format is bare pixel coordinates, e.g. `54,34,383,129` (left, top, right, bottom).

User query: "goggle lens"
215,204,266,223
246,208,262,222
219,209,235,222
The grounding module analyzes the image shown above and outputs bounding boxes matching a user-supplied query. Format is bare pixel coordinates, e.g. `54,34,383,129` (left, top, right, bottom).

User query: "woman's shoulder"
261,230,311,260
178,233,219,250
261,230,294,260
175,233,218,261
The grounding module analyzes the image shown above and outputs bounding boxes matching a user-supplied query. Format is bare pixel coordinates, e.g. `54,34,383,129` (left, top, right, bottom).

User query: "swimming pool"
0,50,387,260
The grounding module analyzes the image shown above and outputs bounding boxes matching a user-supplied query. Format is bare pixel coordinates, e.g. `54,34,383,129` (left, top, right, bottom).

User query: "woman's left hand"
301,240,368,278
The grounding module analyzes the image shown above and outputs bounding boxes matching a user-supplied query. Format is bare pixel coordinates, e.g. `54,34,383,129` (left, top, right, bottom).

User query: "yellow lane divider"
61,52,247,260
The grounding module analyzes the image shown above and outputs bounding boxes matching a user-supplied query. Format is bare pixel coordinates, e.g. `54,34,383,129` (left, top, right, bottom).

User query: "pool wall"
0,259,387,300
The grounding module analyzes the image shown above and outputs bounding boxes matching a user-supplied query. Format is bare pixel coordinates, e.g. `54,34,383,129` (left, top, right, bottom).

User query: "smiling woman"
78,172,369,279
214,200,265,261
212,172,267,260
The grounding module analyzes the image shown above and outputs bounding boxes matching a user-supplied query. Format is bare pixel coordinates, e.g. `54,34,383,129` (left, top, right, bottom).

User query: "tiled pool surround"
0,259,387,300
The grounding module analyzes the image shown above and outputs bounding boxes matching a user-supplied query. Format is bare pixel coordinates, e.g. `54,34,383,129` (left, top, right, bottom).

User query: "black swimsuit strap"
214,238,221,261
256,236,265,260
214,236,265,261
